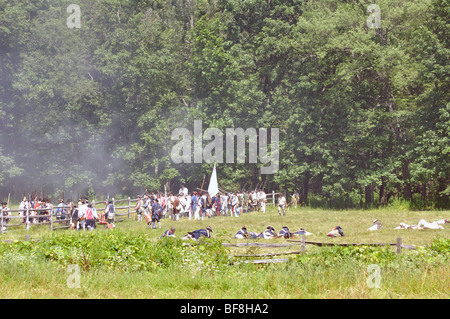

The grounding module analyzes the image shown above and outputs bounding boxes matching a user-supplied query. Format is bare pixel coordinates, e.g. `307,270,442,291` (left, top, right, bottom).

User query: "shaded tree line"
0,0,448,208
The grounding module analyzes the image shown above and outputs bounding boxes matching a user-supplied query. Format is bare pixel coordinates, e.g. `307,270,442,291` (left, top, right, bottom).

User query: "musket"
200,175,206,193
28,191,33,207
7,193,10,208
140,186,148,197
164,182,168,198
32,190,37,204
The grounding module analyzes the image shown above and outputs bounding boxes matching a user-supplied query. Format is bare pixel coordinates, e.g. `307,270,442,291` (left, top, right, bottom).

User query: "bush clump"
0,231,232,272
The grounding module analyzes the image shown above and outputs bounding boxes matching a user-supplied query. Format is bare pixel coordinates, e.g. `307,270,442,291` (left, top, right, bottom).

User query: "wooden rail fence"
228,236,416,264
1,190,286,234
0,197,140,233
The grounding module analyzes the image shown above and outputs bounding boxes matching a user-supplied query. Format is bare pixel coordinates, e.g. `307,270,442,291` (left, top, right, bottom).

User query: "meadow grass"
0,206,448,299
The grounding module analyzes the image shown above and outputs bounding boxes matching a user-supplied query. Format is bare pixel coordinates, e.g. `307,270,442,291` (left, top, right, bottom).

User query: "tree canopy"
0,0,448,208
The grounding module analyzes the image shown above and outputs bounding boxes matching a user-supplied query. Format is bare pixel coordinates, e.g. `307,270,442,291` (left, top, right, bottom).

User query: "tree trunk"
379,176,388,206
402,161,412,200
365,185,373,208
359,185,364,209
302,172,311,206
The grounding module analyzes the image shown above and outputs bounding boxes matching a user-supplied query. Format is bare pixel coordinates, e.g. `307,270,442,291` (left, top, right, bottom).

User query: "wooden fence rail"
1,195,192,233
1,205,73,233
229,236,415,264
1,191,283,234
0,197,140,233
286,237,416,251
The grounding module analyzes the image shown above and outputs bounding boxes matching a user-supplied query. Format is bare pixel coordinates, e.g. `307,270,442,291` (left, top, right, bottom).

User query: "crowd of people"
133,186,304,225
0,195,117,232
133,186,274,226
2,189,446,239
0,185,304,233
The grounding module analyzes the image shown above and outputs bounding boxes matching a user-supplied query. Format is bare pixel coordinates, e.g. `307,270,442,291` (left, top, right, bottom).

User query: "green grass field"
0,206,448,299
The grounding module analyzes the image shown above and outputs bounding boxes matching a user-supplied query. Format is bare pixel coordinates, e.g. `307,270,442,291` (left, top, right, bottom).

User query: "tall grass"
0,207,448,298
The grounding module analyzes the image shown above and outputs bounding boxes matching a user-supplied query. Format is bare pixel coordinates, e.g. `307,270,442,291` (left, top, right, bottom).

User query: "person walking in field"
185,193,191,219
39,198,51,223
150,198,163,229
278,193,287,216
54,199,66,221
259,190,266,214
32,198,42,223
1,202,11,232
134,195,144,221
167,193,175,220
191,192,199,220
70,205,78,229
220,193,228,216
172,195,182,221
205,193,214,218
179,194,187,218
77,199,87,231
85,203,97,230
142,194,151,213
200,192,207,220
230,193,239,217
142,194,153,223
104,199,115,229
288,190,299,209
19,197,30,223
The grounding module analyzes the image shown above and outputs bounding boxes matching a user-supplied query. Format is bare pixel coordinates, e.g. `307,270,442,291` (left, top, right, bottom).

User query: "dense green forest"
0,0,448,208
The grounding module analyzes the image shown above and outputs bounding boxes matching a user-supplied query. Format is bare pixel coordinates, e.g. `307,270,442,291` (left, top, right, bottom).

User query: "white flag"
208,164,219,197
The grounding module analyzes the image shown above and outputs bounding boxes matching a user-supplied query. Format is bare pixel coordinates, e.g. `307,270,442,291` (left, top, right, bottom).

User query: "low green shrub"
0,231,233,273
0,232,448,275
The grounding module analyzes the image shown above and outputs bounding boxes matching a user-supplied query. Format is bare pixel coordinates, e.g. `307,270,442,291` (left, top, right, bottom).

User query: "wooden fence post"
26,205,30,231
301,235,306,253
396,237,402,254
128,197,131,219
272,190,275,206
50,205,54,230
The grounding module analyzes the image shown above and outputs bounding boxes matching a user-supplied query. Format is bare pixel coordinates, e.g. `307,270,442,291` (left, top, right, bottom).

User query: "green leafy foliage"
0,230,233,272
0,0,448,209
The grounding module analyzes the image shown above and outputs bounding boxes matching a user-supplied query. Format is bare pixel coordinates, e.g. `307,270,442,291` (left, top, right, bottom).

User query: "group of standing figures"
133,187,272,227
0,196,116,232
0,187,301,232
